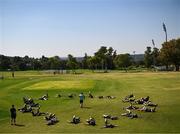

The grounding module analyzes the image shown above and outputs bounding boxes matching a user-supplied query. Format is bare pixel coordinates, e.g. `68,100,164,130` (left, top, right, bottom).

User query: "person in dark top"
10,105,16,125
79,93,85,108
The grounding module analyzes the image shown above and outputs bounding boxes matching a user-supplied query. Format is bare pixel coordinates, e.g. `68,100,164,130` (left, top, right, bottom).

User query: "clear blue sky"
0,0,179,57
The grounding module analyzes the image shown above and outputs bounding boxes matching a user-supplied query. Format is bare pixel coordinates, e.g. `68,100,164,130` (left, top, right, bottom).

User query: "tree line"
0,38,180,71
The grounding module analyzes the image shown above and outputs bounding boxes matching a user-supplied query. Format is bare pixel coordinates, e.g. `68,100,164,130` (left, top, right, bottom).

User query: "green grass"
0,71,180,133
23,80,95,90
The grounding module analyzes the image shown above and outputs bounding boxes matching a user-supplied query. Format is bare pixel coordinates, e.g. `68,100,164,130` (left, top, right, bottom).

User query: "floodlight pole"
163,23,167,43
133,51,136,65
152,39,156,68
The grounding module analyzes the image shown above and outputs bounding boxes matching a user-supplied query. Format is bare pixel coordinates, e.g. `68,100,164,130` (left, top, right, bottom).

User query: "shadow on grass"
14,124,25,127
82,106,91,109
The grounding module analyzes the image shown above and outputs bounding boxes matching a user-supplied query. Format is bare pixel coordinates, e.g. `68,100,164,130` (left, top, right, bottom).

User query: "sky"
0,0,180,58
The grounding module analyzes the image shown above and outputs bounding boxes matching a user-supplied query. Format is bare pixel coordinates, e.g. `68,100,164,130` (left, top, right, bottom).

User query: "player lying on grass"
103,118,118,128
18,104,32,113
143,101,158,107
85,117,96,126
44,113,58,125
55,94,62,98
97,96,116,99
121,109,138,119
103,114,118,120
68,115,80,124
31,107,46,116
135,96,150,104
23,97,39,107
68,94,76,98
88,91,94,98
105,96,116,99
138,106,156,112
38,93,48,100
122,94,135,103
124,103,139,110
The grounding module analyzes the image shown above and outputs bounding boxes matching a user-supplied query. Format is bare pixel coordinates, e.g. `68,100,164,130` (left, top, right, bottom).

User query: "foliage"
159,38,180,71
114,53,132,70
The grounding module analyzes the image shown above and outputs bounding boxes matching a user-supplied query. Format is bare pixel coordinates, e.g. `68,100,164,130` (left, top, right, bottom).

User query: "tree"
144,47,153,68
11,56,26,71
82,53,89,69
152,47,160,66
49,56,61,70
87,56,100,70
40,55,50,70
32,58,41,70
159,38,180,71
0,55,11,70
66,54,78,72
114,53,132,70
106,47,114,69
94,46,108,70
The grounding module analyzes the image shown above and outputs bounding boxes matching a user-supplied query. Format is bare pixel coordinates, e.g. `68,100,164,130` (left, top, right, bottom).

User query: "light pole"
152,39,156,68
163,23,167,43
133,51,136,65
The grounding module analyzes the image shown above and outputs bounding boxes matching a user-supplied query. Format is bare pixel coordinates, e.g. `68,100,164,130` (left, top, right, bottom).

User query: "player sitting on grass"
86,117,96,126
68,115,80,124
121,109,138,119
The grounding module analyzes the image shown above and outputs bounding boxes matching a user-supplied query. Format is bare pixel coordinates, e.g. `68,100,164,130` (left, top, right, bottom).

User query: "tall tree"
159,39,180,71
82,53,89,69
106,47,114,69
144,47,153,68
66,54,78,72
152,47,160,66
114,53,132,70
49,56,61,70
40,55,50,70
94,46,108,70
0,55,11,70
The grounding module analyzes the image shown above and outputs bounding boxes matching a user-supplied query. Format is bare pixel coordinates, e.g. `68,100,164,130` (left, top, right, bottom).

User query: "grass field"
0,71,180,133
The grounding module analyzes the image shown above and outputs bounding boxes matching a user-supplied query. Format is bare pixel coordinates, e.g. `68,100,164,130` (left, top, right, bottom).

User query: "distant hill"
130,54,144,62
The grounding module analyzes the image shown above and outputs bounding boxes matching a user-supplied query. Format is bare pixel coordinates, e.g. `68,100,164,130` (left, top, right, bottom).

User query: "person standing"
10,105,16,125
12,71,14,78
79,93,85,108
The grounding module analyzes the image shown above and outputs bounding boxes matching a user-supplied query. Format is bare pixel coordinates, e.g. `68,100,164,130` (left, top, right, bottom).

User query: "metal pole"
163,23,167,43
152,39,155,68
133,51,136,65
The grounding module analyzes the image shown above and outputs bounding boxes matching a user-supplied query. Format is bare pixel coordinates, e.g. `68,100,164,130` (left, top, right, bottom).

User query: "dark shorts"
11,114,16,119
80,100,83,103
